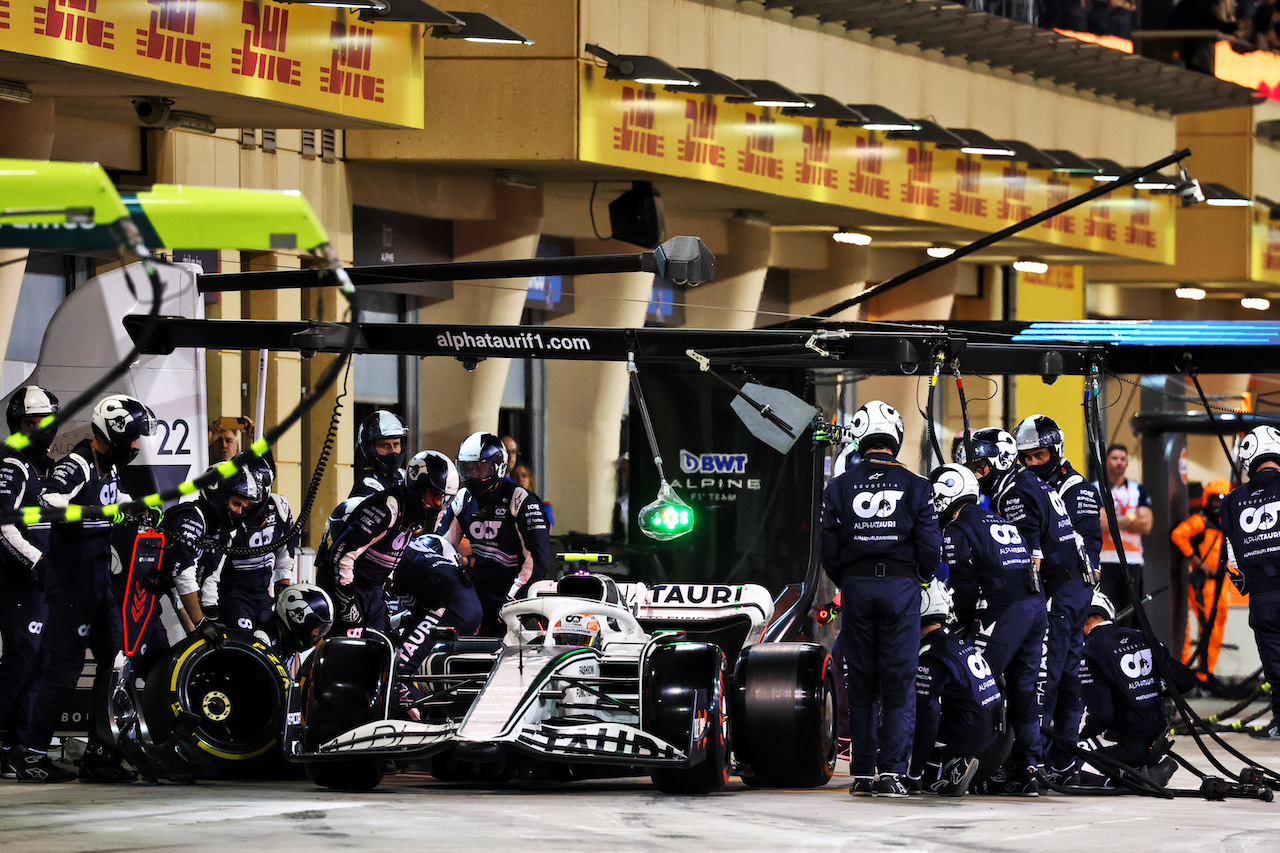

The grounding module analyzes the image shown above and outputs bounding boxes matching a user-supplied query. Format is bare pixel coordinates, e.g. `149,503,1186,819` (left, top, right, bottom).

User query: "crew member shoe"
77,750,138,783
1140,756,1179,788
996,766,1039,797
1249,722,1280,741
849,776,876,797
1046,766,1081,787
873,772,910,798
12,750,76,783
933,757,980,797
0,747,18,779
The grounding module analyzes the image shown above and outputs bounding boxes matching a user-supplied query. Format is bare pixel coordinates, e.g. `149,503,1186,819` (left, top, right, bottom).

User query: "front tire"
643,642,729,795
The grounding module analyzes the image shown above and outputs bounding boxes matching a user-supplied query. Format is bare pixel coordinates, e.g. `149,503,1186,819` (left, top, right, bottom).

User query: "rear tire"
644,642,729,795
731,642,836,788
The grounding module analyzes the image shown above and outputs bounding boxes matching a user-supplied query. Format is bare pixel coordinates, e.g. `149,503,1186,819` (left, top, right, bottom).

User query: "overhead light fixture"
727,80,814,109
948,128,1016,157
1134,171,1177,191
926,246,956,258
584,44,693,85
888,120,965,148
845,104,920,132
833,231,872,245
1089,158,1127,182
1042,149,1101,175
357,0,458,23
169,110,217,134
997,139,1061,170
1176,285,1207,300
783,94,863,120
1242,296,1271,310
0,79,34,104
670,68,752,96
1013,259,1049,274
1203,183,1252,207
433,12,532,44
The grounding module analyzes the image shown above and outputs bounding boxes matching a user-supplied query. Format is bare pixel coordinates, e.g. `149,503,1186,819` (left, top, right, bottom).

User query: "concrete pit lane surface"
1,730,1278,852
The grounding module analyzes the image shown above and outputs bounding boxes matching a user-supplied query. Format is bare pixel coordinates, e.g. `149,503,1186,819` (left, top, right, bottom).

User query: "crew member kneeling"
910,579,1001,797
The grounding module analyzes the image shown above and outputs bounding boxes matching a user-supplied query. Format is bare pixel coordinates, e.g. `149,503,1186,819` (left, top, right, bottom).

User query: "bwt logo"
1240,500,1280,533
680,451,747,475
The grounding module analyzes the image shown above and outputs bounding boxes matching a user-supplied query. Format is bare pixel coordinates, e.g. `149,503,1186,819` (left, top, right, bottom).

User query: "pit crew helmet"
1087,590,1116,622
405,532,461,566
1015,414,1065,480
358,410,408,480
929,463,981,519
273,583,334,652
457,432,507,495
920,578,954,624
6,385,59,455
91,394,157,465
967,427,1018,476
1238,425,1280,477
850,400,904,455
323,496,364,543
951,429,976,465
201,464,265,527
406,450,460,501
550,613,603,647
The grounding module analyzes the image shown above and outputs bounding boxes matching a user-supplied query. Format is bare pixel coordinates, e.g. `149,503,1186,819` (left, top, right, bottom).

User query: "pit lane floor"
1,727,1277,852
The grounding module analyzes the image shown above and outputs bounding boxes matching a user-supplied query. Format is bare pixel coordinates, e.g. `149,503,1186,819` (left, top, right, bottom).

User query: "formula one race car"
285,570,836,793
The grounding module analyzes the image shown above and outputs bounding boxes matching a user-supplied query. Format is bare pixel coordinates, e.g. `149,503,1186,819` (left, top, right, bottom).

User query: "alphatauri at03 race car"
286,571,836,793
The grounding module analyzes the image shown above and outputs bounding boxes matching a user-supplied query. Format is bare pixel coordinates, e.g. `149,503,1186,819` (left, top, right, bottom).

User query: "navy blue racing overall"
943,501,1047,771
1219,468,1280,729
0,445,51,750
911,625,1002,786
821,450,941,779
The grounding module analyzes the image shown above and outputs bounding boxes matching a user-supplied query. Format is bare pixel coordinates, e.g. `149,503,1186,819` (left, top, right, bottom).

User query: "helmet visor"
459,460,495,482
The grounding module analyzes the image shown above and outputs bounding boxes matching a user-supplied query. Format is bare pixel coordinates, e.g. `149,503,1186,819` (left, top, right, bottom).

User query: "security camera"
1178,177,1206,208
132,96,172,127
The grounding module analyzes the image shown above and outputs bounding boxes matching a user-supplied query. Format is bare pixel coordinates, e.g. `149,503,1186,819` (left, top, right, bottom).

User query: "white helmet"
929,463,980,518
1239,425,1280,477
968,427,1019,474
850,400,904,455
1087,590,1116,621
406,532,461,566
920,578,953,622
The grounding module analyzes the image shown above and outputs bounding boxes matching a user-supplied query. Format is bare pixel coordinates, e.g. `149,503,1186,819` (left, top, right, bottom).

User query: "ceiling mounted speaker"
609,181,665,249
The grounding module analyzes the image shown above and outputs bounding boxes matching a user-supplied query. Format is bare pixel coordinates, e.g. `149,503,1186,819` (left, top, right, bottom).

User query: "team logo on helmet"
929,463,979,517
850,400,904,454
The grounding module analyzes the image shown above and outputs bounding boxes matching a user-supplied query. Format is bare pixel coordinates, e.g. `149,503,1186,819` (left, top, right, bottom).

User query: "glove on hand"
194,617,225,650
334,587,362,625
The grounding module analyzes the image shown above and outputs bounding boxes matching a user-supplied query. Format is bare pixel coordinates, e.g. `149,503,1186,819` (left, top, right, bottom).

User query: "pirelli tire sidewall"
140,629,291,778
730,641,836,788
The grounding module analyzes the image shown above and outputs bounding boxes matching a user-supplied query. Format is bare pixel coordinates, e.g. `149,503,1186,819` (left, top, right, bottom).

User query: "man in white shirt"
1093,444,1152,627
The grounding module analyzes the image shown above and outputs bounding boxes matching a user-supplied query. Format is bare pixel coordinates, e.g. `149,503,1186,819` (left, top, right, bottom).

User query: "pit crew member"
439,432,549,637
930,463,1047,795
322,450,458,638
820,400,941,798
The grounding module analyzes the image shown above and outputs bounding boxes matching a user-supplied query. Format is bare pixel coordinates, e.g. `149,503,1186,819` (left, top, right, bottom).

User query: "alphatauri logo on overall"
680,450,747,475
851,490,905,518
1120,648,1153,678
989,524,1023,545
1239,501,1280,534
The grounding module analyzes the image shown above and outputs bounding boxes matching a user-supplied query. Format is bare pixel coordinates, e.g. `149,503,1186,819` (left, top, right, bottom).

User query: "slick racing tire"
140,629,290,779
643,642,729,795
731,642,836,788
298,635,394,791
